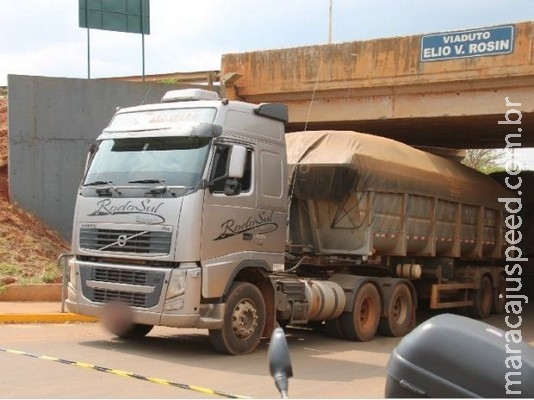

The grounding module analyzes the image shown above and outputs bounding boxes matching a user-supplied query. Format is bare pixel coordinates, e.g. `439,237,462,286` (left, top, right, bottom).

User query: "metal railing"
57,253,74,313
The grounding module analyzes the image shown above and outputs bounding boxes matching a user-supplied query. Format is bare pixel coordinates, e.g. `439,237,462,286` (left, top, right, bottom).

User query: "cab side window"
210,146,230,193
240,151,252,192
210,145,252,194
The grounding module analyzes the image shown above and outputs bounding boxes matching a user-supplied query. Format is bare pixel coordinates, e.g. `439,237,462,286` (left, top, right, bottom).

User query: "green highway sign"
79,0,150,35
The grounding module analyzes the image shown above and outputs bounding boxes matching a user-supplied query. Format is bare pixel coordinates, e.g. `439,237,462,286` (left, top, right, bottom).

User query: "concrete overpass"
220,21,533,149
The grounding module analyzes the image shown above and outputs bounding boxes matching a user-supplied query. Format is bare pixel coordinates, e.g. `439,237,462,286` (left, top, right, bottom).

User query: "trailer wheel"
492,275,507,315
116,323,154,339
378,283,414,337
467,275,492,319
340,282,380,341
209,282,266,355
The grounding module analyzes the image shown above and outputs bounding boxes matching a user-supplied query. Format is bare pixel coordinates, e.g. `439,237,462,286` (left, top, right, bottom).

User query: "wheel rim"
231,299,258,339
359,297,373,329
392,294,409,324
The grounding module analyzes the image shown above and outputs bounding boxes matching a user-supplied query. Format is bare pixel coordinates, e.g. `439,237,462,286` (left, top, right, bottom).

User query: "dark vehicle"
269,314,534,398
385,313,534,397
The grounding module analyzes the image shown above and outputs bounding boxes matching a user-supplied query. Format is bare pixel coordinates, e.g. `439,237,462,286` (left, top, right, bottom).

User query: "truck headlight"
166,269,186,300
164,297,184,312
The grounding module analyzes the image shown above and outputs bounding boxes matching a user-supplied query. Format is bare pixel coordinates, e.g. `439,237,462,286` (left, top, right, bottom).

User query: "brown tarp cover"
286,130,511,208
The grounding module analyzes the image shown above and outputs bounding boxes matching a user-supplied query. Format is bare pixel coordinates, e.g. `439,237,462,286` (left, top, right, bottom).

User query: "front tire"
209,282,266,355
116,323,154,339
101,301,153,339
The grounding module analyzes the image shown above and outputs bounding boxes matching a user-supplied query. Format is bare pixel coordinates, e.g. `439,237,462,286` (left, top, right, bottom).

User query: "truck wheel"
209,282,266,355
116,323,154,339
492,275,507,315
340,282,380,341
378,283,414,337
467,276,492,319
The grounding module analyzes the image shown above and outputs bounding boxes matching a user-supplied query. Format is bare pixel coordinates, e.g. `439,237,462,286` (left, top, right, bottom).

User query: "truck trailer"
65,89,510,355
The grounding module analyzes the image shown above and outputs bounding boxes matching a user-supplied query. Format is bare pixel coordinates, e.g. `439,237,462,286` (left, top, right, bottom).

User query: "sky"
1,0,533,166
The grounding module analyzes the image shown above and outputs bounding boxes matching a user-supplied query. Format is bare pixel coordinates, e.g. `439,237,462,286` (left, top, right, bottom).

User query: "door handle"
243,232,253,241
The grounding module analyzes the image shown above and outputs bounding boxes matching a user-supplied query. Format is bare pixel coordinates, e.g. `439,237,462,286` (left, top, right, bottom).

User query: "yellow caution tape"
0,347,250,398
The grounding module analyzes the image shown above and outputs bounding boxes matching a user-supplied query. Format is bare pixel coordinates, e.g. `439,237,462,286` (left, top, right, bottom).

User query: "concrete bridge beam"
221,21,534,148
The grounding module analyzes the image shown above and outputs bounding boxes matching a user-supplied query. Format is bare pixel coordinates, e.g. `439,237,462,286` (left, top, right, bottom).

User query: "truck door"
201,143,255,261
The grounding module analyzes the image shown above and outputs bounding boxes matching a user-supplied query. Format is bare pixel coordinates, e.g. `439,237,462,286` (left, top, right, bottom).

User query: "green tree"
461,149,506,174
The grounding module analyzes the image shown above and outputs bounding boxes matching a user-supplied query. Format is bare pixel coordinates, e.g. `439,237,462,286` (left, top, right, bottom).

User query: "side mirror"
268,327,293,399
228,145,247,179
224,178,241,196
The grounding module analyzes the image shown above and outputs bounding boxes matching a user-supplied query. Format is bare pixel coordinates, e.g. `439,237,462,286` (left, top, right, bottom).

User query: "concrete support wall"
8,75,182,240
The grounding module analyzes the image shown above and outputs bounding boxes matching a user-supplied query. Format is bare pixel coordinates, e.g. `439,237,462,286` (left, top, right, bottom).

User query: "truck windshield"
83,136,211,187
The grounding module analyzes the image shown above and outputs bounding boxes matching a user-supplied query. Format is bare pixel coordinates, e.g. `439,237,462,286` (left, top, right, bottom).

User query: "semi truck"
65,89,511,355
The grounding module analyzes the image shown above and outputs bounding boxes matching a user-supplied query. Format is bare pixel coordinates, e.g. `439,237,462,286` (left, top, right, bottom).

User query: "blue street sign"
421,25,514,62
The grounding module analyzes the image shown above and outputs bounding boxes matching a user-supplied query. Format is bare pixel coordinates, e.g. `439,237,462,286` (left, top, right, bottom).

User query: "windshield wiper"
129,179,173,196
84,180,122,195
128,179,166,184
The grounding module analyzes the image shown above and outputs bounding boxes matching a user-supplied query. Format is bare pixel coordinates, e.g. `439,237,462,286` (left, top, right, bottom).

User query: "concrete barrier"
0,284,63,301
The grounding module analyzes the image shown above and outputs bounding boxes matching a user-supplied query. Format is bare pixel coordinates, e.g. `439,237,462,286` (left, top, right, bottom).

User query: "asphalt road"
1,307,533,399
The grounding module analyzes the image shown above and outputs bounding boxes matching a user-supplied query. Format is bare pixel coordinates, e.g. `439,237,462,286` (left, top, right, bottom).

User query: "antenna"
328,0,333,44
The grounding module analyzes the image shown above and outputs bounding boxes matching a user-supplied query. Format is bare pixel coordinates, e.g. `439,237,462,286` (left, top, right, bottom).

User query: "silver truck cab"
66,89,288,354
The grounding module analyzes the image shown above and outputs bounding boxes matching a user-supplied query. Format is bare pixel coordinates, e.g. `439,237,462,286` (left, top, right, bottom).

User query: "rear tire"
209,282,266,355
467,276,492,319
378,283,414,337
340,282,381,341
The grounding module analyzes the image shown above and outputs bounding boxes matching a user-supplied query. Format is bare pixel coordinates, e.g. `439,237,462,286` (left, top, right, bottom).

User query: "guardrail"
57,253,74,313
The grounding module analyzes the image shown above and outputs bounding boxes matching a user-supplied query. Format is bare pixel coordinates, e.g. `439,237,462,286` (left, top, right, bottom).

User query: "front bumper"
66,257,224,329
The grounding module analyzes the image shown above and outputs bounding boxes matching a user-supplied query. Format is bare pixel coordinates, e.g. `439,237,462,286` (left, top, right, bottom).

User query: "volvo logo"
117,234,128,247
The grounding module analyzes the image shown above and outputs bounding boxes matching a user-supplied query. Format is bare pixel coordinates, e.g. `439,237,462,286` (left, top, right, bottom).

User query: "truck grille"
79,228,172,254
93,289,148,307
93,267,147,285
80,266,165,308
